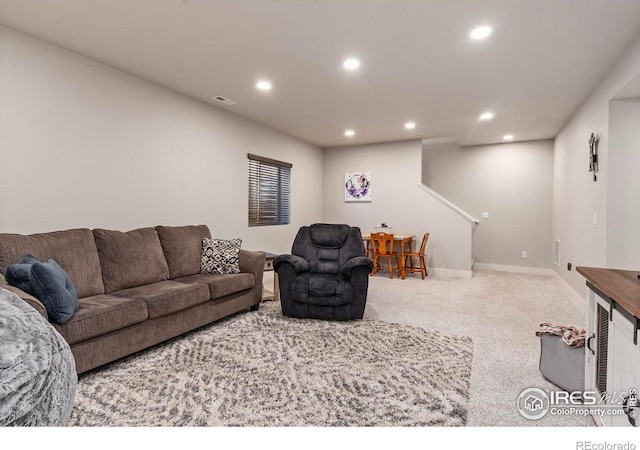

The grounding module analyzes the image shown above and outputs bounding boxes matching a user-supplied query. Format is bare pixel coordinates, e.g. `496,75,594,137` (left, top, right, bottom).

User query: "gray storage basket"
539,333,585,393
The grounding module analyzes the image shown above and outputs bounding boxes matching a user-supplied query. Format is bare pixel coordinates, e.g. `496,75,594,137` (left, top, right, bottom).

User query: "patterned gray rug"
69,302,473,426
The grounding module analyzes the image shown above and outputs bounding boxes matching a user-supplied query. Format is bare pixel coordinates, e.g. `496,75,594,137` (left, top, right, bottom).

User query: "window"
248,153,292,226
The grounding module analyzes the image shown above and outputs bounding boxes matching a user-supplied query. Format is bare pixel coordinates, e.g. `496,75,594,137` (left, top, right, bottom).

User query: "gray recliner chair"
274,223,374,320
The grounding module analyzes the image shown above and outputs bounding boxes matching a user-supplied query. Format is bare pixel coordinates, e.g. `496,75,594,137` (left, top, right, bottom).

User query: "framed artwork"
344,171,372,202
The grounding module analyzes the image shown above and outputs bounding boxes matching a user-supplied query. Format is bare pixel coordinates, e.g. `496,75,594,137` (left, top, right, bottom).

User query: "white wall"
0,25,323,254
422,139,554,270
608,99,640,269
323,139,474,276
553,33,640,296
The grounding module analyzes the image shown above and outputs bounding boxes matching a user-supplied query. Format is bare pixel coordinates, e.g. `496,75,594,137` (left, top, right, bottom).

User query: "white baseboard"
429,267,473,279
472,262,553,276
551,271,586,309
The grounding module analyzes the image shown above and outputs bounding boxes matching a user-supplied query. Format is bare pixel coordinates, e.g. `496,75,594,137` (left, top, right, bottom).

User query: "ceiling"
2,0,640,148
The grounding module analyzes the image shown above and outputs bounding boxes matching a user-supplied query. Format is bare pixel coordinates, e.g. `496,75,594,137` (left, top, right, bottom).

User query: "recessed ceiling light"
503,134,514,141
470,26,492,40
343,59,361,70
256,80,272,91
344,129,355,137
479,112,494,121
404,122,416,130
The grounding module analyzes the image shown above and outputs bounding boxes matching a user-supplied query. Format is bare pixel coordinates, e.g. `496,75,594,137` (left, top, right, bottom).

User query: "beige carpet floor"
265,268,592,427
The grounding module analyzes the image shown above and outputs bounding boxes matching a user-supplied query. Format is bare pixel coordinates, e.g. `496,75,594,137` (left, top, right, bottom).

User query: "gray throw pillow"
201,238,242,274
4,254,40,296
29,259,79,324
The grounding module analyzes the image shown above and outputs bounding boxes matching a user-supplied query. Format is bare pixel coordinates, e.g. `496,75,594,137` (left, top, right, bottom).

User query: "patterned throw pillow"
201,238,242,274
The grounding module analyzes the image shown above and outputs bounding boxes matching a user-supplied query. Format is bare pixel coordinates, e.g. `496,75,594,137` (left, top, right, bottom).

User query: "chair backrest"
370,232,395,256
291,223,365,274
418,232,429,255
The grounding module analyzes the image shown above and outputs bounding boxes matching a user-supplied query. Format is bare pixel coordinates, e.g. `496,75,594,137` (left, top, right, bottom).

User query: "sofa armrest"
0,280,49,320
238,249,266,305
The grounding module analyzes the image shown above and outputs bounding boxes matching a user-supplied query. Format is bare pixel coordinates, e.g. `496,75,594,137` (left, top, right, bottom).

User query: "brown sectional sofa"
0,225,265,374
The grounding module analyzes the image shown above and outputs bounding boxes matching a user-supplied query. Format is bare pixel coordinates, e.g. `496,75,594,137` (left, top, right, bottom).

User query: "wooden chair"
370,232,400,279
404,232,429,279
364,237,373,259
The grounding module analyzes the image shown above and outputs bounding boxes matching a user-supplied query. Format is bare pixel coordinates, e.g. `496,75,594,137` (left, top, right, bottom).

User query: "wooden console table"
576,266,639,427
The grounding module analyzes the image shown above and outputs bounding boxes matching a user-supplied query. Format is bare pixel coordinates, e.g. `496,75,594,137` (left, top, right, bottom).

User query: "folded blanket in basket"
535,322,586,347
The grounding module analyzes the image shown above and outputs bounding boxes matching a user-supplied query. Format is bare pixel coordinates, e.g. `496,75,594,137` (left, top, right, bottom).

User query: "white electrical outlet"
522,251,528,259
482,212,489,219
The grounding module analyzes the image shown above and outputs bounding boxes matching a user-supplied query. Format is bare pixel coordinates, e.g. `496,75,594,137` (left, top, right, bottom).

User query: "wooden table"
362,233,415,279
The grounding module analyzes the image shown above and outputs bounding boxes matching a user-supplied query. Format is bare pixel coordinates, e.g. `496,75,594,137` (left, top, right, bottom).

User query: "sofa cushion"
113,280,210,319
93,227,170,293
29,259,80,324
155,225,211,279
53,294,148,345
176,273,254,299
201,238,242,274
0,228,105,298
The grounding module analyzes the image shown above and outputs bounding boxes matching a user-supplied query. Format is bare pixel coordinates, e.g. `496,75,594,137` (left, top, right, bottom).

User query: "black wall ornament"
589,133,599,181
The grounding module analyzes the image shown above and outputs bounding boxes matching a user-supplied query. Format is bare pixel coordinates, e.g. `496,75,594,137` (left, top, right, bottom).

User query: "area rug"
68,302,473,426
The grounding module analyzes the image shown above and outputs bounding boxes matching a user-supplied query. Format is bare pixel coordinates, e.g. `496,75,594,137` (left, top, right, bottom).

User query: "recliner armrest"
342,256,374,277
274,254,309,274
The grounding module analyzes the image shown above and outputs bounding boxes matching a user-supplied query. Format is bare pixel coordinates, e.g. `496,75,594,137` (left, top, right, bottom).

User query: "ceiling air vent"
213,96,236,105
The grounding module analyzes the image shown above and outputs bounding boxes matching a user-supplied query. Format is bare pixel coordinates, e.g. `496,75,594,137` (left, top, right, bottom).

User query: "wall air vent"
213,96,236,105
